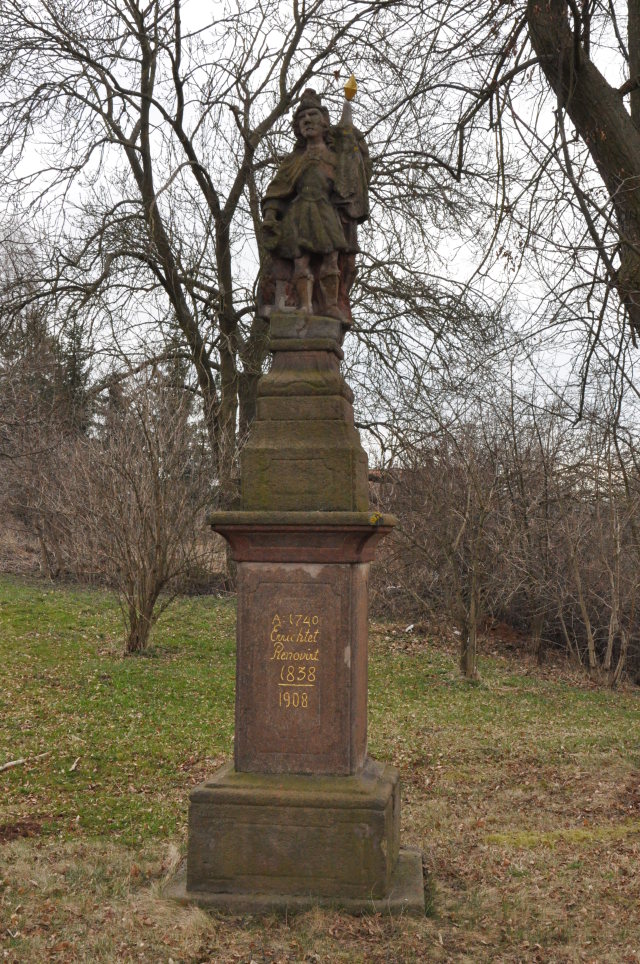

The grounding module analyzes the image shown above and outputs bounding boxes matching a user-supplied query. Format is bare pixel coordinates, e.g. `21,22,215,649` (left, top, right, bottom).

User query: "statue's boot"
319,272,344,320
294,275,314,313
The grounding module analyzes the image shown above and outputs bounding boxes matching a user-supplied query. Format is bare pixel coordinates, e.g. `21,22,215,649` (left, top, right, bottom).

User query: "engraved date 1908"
279,690,309,708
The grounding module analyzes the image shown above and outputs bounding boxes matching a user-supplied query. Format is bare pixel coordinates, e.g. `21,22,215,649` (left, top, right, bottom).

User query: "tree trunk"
527,0,640,331
612,591,635,686
531,611,546,666
611,628,629,687
460,570,479,679
558,604,580,663
603,597,619,672
238,315,270,440
629,0,640,129
214,218,240,504
125,599,157,654
569,549,598,672
36,522,58,580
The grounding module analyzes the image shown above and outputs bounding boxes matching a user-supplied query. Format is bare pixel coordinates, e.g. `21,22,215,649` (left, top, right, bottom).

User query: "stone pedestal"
186,759,399,899
172,311,424,915
167,759,425,915
211,513,392,776
241,313,369,513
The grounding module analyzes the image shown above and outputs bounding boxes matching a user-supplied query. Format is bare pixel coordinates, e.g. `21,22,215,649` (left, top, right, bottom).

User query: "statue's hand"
261,211,280,250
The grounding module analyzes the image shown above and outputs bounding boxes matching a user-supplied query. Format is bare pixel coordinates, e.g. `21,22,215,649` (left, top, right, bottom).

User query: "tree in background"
62,374,214,653
367,348,506,680
4,2,640,679
0,0,483,500
4,1,640,449
440,0,640,404
370,366,640,685
526,0,640,335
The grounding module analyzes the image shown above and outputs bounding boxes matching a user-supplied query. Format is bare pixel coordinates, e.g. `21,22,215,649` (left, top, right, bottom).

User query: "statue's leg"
319,252,343,320
293,255,313,313
274,280,286,310
269,257,294,312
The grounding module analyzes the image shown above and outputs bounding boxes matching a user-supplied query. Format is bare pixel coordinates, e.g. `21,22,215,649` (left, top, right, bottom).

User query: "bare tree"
525,0,640,334
368,347,640,684
63,374,215,653
420,0,640,404
369,357,506,680
0,0,484,495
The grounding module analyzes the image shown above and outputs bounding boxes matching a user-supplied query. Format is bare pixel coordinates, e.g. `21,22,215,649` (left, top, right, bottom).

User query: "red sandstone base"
209,513,396,776
169,759,425,914
166,849,425,916
173,513,424,914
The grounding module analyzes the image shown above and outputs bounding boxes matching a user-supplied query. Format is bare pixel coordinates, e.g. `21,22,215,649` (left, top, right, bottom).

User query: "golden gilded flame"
344,74,358,101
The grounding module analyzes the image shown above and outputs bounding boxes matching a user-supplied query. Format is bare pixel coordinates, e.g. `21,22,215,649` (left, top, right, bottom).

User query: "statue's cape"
262,152,314,205
262,124,371,223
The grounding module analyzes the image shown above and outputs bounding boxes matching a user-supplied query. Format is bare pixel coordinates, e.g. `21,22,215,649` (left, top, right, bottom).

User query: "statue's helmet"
292,88,330,138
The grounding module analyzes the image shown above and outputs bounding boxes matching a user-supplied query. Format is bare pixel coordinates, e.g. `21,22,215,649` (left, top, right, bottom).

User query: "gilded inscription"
279,691,308,708
270,642,319,661
270,612,320,711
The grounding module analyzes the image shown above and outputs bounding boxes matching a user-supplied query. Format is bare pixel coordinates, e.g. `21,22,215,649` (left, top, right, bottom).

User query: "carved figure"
259,85,371,323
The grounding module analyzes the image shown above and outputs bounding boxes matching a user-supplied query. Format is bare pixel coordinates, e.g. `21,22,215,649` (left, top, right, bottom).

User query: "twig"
0,758,25,772
0,751,50,773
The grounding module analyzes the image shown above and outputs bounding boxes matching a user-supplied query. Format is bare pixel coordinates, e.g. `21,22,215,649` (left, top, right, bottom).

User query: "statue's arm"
331,125,370,221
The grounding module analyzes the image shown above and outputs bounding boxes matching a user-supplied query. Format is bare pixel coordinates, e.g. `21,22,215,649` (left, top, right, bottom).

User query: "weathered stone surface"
174,86,423,921
241,317,369,512
167,848,426,917
255,368,351,397
257,352,349,394
186,759,400,899
258,89,370,324
268,337,343,353
206,514,396,563
256,394,354,422
234,558,368,775
242,443,368,512
269,313,344,342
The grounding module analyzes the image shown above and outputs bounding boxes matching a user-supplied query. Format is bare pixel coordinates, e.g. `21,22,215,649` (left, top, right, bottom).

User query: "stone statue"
259,84,371,324
176,79,424,923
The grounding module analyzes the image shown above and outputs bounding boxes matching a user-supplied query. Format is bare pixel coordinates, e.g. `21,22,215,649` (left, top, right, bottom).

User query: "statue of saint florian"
259,83,370,324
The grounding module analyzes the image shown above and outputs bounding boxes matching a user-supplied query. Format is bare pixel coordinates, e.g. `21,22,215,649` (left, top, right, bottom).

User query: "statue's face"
298,107,326,140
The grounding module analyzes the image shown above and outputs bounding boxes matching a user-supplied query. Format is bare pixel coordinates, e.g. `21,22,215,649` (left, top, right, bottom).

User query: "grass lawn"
1,574,639,962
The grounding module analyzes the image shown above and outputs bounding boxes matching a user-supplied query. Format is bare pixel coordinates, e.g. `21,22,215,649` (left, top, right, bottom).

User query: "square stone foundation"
166,757,424,915
188,758,397,898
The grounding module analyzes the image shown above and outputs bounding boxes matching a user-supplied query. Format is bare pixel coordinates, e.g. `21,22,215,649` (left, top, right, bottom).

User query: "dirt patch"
0,819,45,843
618,772,640,815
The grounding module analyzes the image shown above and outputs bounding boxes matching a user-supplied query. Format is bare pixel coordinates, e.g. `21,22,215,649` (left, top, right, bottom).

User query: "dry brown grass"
1,581,640,962
2,807,639,964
